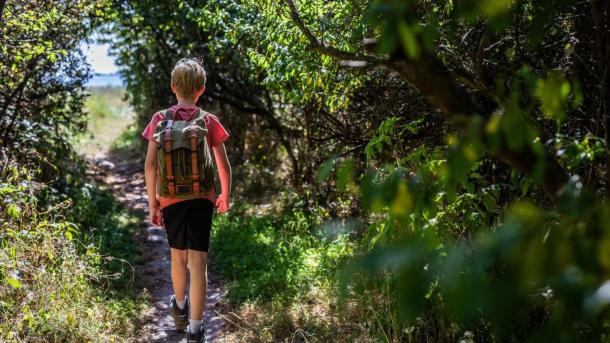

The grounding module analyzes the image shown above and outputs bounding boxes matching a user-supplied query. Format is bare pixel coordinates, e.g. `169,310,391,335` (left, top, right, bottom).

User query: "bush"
0,159,146,342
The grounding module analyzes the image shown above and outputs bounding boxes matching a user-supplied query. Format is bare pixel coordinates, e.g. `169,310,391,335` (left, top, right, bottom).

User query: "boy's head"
171,58,206,101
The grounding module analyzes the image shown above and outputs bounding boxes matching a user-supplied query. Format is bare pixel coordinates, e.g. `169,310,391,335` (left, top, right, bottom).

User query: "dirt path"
91,156,227,342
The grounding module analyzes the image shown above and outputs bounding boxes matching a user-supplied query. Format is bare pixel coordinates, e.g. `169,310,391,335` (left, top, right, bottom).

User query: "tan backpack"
152,109,214,198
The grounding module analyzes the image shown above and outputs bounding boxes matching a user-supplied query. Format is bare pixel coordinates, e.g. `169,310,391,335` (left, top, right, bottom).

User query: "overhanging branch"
283,0,381,64
282,4,571,200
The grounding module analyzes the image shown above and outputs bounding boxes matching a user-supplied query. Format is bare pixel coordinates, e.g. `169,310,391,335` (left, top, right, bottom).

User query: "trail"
90,154,228,342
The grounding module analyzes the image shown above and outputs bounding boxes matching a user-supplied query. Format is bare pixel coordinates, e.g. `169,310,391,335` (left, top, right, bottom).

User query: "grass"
211,204,353,304
210,202,399,342
209,199,444,342
76,86,134,158
110,124,139,152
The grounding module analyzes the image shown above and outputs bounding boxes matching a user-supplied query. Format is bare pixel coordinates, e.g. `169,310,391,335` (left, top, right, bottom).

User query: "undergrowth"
211,203,399,342
212,205,353,303
0,159,146,342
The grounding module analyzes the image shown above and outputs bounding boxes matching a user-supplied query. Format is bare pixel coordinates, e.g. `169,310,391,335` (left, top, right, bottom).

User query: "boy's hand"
149,202,163,227
215,194,230,214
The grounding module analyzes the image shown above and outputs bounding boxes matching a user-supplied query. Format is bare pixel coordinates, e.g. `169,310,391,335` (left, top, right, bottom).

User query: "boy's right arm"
144,140,162,226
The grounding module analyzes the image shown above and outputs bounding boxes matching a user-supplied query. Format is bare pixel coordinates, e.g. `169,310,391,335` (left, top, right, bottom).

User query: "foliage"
0,2,147,341
107,0,404,185
0,0,104,174
327,161,609,341
212,203,354,304
0,159,146,342
212,202,423,342
95,0,610,340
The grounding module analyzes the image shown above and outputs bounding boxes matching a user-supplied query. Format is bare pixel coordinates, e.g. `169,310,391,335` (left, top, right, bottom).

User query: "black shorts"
161,198,214,252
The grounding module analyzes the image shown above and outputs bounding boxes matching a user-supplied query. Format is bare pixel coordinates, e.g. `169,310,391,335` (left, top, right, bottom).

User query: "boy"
142,58,232,343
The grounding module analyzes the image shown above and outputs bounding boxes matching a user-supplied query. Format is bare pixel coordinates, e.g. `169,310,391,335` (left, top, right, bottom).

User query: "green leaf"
7,204,21,219
482,193,496,211
534,70,571,123
397,21,420,59
6,277,21,289
315,157,337,183
336,160,354,192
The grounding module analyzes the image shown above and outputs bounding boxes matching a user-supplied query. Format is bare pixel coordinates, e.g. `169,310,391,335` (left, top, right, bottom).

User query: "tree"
107,0,610,339
107,0,305,182
283,0,582,200
0,0,101,180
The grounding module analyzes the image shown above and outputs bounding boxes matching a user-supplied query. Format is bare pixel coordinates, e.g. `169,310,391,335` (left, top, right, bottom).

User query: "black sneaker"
168,295,189,331
186,324,206,343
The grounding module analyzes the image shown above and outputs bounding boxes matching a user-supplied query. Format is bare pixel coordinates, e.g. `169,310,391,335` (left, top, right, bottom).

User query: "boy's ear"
171,84,177,94
197,86,205,96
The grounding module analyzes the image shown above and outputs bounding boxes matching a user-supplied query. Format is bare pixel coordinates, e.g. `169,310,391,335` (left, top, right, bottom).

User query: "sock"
175,296,186,310
189,319,203,333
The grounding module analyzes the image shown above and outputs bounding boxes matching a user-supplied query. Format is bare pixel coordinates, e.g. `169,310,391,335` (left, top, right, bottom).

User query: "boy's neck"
176,97,198,107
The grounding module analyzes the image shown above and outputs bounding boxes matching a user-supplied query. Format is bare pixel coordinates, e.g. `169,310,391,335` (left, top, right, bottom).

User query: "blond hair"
171,58,206,99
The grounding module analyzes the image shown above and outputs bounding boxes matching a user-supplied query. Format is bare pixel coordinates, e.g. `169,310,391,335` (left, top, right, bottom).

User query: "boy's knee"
187,250,207,268
171,249,188,266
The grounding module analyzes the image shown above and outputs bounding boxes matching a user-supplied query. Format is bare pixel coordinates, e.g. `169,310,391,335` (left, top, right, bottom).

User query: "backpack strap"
189,109,205,196
163,119,176,197
200,110,209,128
164,109,174,120
190,125,200,196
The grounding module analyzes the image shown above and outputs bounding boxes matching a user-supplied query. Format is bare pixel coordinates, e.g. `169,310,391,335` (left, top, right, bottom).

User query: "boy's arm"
144,140,162,226
212,142,232,213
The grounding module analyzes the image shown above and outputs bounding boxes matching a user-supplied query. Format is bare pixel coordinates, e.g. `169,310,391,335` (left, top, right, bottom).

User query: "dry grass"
215,287,381,343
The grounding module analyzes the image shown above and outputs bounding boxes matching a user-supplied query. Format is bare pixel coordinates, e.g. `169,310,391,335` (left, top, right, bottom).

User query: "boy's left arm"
213,143,232,213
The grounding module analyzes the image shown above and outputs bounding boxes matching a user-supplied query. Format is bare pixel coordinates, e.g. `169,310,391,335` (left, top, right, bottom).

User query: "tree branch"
283,0,380,64
389,50,569,200
207,83,302,182
0,0,5,22
282,3,571,200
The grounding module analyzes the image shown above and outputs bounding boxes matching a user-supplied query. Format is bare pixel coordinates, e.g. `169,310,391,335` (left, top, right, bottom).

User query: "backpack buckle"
176,184,192,195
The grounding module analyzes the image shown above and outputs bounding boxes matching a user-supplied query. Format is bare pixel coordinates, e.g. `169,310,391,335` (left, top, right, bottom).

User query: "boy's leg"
187,249,208,321
170,248,188,300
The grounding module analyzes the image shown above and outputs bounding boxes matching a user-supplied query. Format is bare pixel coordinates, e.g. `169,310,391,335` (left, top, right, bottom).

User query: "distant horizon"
87,73,123,87
81,39,123,87
92,71,120,76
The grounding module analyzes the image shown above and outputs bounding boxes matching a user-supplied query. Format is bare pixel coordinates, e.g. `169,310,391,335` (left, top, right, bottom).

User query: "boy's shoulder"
151,110,167,119
202,111,220,120
149,107,222,125
152,106,217,116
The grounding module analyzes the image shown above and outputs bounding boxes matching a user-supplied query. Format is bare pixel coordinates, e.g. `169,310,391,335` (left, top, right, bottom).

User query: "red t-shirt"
141,105,229,209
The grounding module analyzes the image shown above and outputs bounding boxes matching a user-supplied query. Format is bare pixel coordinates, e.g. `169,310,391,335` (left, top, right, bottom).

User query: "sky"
81,42,118,75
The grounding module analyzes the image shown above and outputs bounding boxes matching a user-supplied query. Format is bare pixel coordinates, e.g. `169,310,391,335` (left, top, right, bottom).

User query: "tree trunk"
591,0,610,195
0,0,6,22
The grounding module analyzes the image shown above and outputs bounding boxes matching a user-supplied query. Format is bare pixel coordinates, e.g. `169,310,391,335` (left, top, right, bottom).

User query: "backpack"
152,109,214,199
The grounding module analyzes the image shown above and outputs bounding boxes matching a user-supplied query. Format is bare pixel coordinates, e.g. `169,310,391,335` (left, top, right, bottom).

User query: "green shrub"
0,160,146,342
